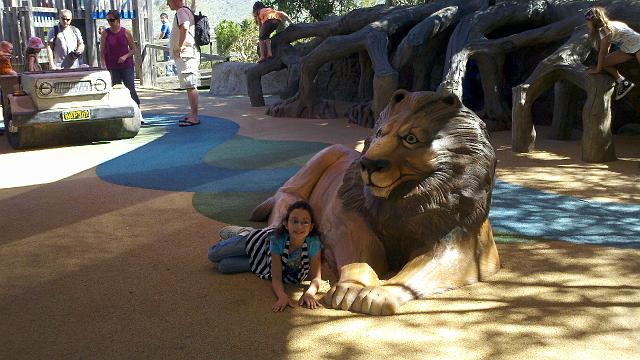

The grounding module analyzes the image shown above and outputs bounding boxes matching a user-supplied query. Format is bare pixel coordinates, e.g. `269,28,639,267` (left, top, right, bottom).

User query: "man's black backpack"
182,7,211,48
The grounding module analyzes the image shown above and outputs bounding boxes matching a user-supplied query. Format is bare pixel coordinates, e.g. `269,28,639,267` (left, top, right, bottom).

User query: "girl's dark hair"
275,200,321,238
107,10,120,20
253,1,266,16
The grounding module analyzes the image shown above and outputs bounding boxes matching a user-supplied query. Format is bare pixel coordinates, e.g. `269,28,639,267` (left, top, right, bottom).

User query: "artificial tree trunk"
512,29,617,163
246,0,640,162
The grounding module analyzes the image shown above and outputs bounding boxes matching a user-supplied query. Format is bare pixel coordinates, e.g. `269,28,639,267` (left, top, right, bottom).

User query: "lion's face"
360,90,478,199
338,90,496,267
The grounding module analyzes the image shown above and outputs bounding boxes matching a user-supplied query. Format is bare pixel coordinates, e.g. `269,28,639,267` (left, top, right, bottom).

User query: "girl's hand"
272,295,296,312
587,66,600,74
118,54,128,64
299,293,319,309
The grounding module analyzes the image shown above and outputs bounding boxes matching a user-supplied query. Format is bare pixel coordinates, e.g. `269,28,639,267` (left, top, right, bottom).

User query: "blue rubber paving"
490,180,640,248
96,114,328,193
97,114,640,248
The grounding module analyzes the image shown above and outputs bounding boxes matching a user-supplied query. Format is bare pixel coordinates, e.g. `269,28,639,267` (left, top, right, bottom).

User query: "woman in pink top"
99,10,140,105
252,1,292,62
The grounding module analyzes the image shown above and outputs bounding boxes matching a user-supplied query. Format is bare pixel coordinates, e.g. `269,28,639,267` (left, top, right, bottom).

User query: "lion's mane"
338,91,496,270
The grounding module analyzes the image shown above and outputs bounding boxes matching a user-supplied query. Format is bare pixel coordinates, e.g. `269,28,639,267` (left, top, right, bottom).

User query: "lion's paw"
323,283,400,315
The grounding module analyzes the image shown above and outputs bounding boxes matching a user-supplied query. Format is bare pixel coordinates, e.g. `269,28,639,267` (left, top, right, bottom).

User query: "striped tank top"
244,227,311,284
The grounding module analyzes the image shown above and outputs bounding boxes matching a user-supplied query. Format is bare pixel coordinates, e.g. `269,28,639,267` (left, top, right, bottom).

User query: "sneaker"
219,225,253,240
615,80,635,100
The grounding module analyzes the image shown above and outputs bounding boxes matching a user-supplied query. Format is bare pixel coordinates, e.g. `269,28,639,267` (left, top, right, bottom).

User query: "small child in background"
252,1,292,62
208,200,323,312
0,41,17,75
25,37,46,72
585,7,640,100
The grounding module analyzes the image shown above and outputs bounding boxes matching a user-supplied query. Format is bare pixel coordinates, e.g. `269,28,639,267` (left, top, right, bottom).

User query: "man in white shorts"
168,0,200,126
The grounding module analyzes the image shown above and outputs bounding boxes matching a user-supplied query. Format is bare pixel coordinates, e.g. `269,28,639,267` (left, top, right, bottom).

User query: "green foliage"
229,18,259,62
215,0,391,62
262,0,361,22
214,19,241,56
359,0,381,7
211,18,259,62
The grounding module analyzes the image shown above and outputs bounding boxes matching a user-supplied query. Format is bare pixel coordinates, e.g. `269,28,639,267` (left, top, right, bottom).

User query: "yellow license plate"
61,109,91,121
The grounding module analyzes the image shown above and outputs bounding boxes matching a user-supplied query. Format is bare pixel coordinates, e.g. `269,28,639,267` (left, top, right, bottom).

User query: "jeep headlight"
94,79,107,92
38,81,53,96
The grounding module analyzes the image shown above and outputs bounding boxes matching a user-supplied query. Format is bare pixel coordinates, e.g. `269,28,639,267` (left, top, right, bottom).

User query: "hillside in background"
152,0,252,31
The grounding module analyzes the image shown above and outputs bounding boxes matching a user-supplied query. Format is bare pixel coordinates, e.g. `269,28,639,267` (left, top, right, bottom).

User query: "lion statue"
251,90,500,315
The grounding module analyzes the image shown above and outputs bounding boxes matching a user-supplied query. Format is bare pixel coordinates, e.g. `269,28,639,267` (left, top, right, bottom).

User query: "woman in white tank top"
585,7,640,100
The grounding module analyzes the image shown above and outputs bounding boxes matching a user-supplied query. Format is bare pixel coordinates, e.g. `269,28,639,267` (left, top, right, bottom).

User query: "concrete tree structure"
247,0,640,163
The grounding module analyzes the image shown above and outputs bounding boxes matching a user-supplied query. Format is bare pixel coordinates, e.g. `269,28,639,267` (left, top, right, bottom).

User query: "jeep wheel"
118,105,142,138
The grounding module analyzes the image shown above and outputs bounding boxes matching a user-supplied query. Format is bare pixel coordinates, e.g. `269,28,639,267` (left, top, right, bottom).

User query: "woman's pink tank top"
104,27,133,70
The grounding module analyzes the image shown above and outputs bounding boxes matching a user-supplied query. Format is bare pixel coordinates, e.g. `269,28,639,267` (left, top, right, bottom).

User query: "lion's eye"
375,129,383,138
403,134,418,144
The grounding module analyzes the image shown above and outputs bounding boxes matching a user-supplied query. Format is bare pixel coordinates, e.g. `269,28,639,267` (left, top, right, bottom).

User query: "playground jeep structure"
0,67,141,149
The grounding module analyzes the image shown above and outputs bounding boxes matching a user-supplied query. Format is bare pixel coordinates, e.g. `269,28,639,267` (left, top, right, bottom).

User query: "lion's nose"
360,157,389,175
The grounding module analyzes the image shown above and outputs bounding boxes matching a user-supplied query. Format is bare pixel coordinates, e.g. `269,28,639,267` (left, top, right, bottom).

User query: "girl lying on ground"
208,200,323,312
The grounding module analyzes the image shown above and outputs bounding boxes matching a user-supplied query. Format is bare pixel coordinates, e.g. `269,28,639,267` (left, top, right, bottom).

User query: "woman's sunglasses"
107,18,118,22
584,10,595,21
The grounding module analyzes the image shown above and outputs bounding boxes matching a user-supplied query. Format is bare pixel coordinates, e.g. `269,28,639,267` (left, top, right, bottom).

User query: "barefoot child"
208,200,323,312
252,1,292,62
585,7,640,100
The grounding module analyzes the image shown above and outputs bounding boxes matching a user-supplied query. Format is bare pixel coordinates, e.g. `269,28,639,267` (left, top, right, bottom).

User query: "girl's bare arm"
271,254,296,311
596,35,611,72
299,253,322,309
28,56,36,72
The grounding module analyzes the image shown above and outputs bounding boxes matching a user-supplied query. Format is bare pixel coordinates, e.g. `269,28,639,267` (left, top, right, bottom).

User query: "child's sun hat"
27,36,46,49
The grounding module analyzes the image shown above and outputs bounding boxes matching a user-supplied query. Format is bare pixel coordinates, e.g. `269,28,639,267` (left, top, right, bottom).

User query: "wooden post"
84,0,98,66
24,0,34,39
132,0,151,86
145,0,154,86
0,3,5,41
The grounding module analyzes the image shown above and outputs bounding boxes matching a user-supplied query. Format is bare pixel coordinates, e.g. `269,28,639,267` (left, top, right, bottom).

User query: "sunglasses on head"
584,10,595,21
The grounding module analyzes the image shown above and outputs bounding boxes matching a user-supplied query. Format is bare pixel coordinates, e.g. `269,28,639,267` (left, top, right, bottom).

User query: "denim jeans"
208,234,251,274
109,67,140,105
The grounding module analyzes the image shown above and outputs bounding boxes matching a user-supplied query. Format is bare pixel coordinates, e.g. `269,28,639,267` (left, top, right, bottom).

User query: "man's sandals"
179,117,200,127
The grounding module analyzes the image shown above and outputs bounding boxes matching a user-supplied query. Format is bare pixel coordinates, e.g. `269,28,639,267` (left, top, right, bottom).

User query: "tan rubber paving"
0,89,638,359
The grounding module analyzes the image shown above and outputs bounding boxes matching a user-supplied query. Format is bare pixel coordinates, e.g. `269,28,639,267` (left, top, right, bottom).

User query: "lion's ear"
439,92,461,108
389,89,410,110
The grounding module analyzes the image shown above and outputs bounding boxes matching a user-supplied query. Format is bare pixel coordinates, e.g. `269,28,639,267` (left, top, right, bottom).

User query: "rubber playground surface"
1,89,638,359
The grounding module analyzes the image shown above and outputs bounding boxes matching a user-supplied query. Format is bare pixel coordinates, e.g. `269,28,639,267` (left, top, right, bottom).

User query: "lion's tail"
250,196,275,222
